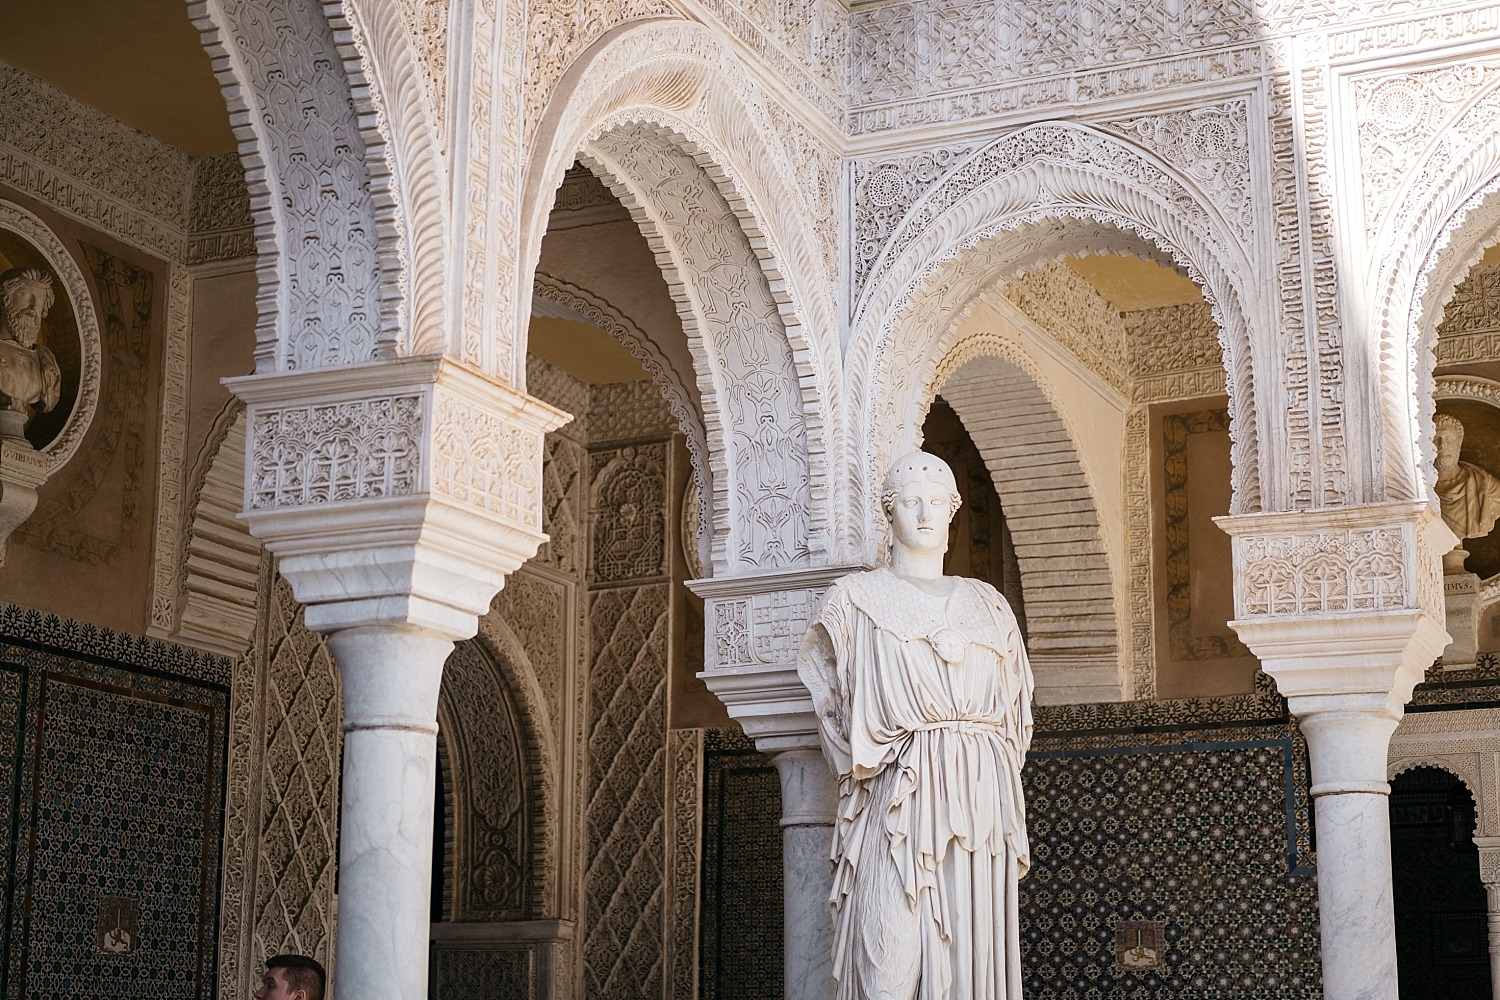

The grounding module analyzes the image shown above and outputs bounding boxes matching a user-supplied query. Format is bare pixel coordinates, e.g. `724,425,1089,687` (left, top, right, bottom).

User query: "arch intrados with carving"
191,0,409,371
518,23,838,568
1377,100,1500,501
849,124,1259,544
926,325,1126,701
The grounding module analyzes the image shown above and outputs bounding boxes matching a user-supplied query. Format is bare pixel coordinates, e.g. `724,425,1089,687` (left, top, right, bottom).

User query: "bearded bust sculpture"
798,451,1034,1000
0,266,61,435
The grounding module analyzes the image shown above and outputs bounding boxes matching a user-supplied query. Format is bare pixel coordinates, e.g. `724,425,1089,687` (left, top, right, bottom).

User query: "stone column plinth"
229,359,569,1000
1219,502,1454,1000
690,567,861,1000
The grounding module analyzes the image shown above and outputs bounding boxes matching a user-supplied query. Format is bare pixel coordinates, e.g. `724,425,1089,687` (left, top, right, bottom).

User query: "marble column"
326,626,454,1000
230,360,569,1000
766,740,838,1000
691,567,860,1000
1475,841,1500,1000
1297,699,1404,998
1220,503,1454,1000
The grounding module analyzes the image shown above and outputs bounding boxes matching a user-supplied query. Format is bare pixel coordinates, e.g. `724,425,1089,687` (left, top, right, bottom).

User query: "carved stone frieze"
692,566,856,672
1123,404,1155,698
664,727,703,1000
149,265,194,634
1124,301,1223,388
398,0,450,147
1220,502,1452,621
229,360,569,636
1437,261,1500,343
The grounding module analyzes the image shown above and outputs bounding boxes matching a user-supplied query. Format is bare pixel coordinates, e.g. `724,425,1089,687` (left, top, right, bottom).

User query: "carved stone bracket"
227,357,571,638
1218,501,1455,710
689,565,862,750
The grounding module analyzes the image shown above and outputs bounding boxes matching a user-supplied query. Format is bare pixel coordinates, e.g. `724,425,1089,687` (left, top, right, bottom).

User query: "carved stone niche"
1434,378,1500,666
0,200,99,566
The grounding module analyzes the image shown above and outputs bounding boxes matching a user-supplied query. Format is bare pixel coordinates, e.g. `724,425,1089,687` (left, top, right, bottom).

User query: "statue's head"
0,267,54,348
881,451,962,557
1435,413,1465,475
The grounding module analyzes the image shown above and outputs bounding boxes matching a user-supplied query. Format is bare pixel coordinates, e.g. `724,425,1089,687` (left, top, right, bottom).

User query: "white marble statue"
798,451,1034,1000
1434,413,1500,544
0,267,62,425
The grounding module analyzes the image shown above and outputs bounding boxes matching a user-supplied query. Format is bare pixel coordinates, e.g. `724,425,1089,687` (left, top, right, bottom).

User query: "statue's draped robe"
1437,461,1500,542
799,568,1034,1000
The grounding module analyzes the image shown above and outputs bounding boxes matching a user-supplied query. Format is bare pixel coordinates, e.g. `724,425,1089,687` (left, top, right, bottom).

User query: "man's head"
1436,413,1466,475
253,954,326,1000
0,267,54,348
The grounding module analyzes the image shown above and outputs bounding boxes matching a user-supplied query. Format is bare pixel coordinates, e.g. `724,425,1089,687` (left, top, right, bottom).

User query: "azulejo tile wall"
0,604,230,1000
1023,677,1321,998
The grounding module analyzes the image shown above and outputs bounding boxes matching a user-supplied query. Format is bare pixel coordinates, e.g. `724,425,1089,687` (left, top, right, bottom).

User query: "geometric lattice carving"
219,572,341,1000
251,576,342,971
583,584,669,1000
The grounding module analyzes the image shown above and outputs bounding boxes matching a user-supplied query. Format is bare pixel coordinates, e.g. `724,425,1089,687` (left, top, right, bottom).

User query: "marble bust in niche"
798,451,1034,1000
0,228,81,452
0,266,63,439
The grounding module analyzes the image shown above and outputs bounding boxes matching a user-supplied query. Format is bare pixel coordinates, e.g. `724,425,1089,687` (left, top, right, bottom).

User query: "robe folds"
798,568,1034,1000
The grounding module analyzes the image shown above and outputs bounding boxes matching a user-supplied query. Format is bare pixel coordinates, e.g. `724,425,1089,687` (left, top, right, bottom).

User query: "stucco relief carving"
397,0,450,147
218,572,341,1000
996,264,1129,394
1231,520,1439,619
850,144,981,308
1354,61,1500,237
1101,100,1255,247
248,396,424,510
523,21,840,504
439,639,532,921
590,443,669,585
1369,74,1500,507
1124,404,1155,698
494,570,570,741
1124,301,1224,392
532,272,710,493
191,0,386,370
665,727,702,1000
149,266,193,634
432,393,545,528
582,124,817,570
848,0,1261,109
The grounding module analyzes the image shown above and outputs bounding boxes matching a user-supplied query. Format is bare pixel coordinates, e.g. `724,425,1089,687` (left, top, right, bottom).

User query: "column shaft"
1299,708,1402,1000
770,747,838,1000
326,627,455,1000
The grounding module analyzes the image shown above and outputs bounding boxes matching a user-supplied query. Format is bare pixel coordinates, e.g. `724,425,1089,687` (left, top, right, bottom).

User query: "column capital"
1217,501,1454,712
689,565,864,752
227,356,571,638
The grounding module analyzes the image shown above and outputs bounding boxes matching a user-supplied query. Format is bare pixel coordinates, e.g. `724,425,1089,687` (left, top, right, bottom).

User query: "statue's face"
2,280,49,348
1436,424,1463,474
888,478,955,557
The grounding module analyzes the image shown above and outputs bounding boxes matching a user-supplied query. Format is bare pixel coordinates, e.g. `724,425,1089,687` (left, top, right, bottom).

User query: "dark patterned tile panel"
0,607,229,1000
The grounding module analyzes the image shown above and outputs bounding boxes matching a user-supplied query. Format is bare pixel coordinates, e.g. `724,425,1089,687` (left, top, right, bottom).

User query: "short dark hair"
267,954,326,1000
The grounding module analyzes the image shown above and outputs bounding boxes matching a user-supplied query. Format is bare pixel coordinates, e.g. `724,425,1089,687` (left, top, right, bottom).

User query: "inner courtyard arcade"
4,1,1500,998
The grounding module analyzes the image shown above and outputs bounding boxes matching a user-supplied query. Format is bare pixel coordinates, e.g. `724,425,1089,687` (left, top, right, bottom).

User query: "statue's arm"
37,344,59,411
797,603,853,778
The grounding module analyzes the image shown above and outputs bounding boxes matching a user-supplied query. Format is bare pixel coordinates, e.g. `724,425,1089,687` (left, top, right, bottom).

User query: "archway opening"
1390,766,1490,997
